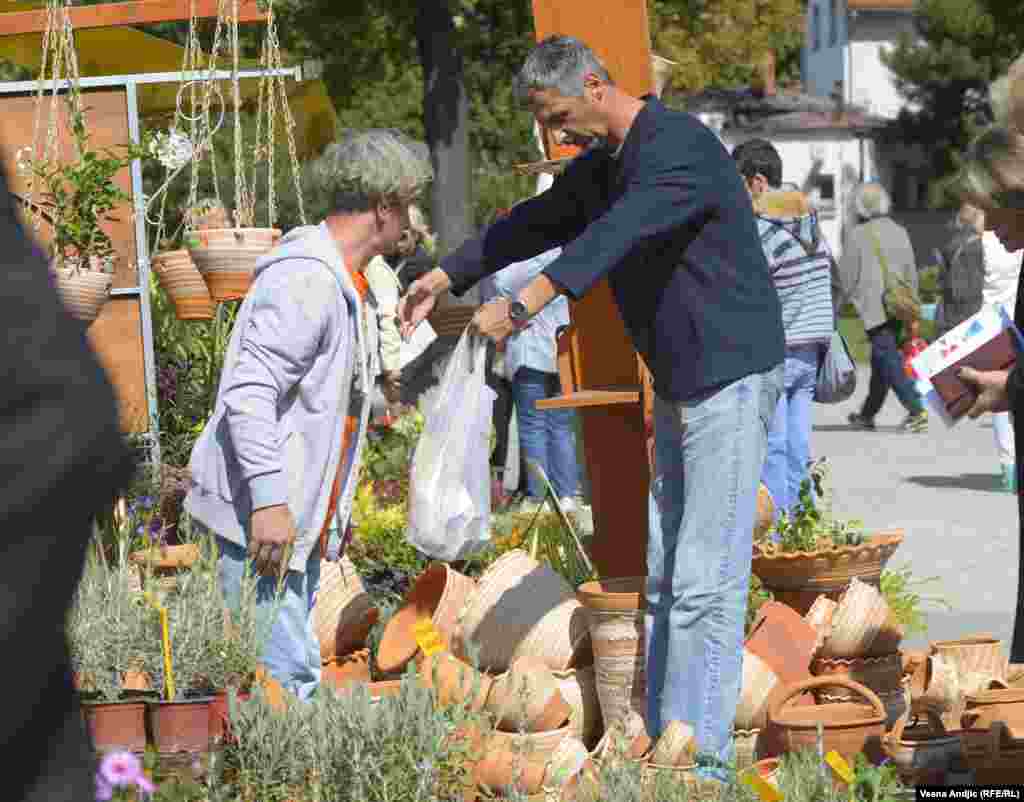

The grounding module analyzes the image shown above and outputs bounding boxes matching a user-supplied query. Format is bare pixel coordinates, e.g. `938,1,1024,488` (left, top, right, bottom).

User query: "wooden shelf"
535,388,641,410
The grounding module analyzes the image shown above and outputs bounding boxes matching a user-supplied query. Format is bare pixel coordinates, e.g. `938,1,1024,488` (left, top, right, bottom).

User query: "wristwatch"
508,298,529,327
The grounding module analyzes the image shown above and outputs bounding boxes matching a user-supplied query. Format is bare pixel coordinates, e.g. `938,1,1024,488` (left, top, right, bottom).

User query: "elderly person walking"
839,182,928,433
185,130,432,698
399,35,783,778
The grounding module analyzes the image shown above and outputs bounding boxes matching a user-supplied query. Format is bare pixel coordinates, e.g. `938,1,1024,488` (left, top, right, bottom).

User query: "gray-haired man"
400,36,783,777
186,129,432,698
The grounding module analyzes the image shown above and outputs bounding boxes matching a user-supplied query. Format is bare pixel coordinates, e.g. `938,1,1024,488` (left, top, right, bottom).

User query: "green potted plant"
18,99,148,324
752,459,904,615
139,546,223,756
69,556,150,754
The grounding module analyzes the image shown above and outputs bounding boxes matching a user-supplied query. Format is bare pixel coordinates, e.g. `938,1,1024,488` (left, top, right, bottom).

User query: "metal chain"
264,0,306,226
230,0,252,228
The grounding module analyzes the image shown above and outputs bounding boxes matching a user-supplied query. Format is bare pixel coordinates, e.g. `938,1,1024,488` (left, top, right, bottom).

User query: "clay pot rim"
82,700,147,709
576,577,647,611
812,652,903,668
768,677,886,729
186,227,283,235
377,563,452,673
753,530,903,562
964,687,1024,704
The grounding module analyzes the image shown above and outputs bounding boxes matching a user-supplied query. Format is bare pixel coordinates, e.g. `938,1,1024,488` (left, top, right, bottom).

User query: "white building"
803,0,918,121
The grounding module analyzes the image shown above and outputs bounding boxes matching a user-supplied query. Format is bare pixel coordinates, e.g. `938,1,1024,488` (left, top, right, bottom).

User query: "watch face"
510,300,528,321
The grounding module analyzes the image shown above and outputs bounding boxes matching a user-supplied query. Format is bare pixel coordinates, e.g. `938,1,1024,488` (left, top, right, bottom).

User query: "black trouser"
860,321,924,419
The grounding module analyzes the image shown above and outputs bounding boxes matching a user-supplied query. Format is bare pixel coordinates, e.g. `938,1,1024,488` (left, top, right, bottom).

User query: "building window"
829,0,838,46
812,4,821,51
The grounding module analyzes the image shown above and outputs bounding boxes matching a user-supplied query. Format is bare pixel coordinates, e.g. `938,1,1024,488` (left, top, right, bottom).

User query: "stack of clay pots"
809,578,909,730
349,552,604,799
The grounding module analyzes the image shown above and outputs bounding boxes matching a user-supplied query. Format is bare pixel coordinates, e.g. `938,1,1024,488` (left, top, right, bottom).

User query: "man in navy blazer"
400,35,783,777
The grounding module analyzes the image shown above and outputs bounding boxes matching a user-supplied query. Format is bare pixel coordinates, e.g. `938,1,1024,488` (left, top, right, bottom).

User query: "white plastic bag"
407,330,496,561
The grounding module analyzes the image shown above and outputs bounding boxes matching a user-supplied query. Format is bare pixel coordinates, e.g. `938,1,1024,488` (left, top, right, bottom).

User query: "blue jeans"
861,324,924,419
217,536,322,701
761,345,820,516
511,367,580,499
645,365,782,778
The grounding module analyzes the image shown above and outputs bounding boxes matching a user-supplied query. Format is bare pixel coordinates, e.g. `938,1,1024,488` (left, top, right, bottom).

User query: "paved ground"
813,365,1019,651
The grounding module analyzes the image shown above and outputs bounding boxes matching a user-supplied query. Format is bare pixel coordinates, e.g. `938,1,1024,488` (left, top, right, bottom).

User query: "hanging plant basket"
52,257,113,325
185,228,281,302
751,530,904,616
152,249,215,321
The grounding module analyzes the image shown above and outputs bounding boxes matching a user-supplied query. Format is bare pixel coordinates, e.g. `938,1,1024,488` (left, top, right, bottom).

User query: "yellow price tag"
825,751,854,785
741,769,783,802
413,619,444,657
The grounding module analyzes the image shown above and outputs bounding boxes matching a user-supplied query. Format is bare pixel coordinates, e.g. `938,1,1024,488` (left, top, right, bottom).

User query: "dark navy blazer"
442,96,784,402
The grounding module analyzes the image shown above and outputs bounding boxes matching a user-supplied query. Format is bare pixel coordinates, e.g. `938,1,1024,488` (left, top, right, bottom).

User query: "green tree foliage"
881,0,1024,205
650,0,805,94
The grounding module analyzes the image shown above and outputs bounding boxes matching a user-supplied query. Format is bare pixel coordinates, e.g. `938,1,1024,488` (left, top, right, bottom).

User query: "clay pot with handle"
767,676,887,764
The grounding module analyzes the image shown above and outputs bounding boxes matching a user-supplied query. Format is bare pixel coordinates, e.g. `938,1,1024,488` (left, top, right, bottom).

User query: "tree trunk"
415,0,478,304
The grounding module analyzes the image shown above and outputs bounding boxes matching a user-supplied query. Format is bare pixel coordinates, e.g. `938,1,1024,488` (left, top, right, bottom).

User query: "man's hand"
398,268,452,340
958,367,1011,418
249,504,297,578
381,370,402,405
471,298,519,346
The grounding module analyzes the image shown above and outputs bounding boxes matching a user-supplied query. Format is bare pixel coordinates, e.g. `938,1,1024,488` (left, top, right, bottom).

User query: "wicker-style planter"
553,666,603,749
752,530,904,616
820,578,901,658
575,577,646,729
185,227,281,301
54,264,112,324
455,550,590,674
151,249,215,320
312,556,376,661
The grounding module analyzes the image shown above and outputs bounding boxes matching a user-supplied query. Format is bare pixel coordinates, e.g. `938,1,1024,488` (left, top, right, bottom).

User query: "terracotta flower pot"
803,595,837,652
151,249,215,321
53,265,112,324
419,652,494,712
930,635,1008,695
377,562,475,675
82,700,147,754
752,530,903,616
185,227,282,301
486,656,571,731
209,690,251,744
649,720,697,767
750,757,781,789
744,601,817,708
960,686,1024,738
811,653,904,700
322,649,371,693
736,649,780,731
576,577,646,729
368,679,404,699
819,578,896,658
312,556,377,661
766,676,887,765
472,747,548,796
129,543,200,576
147,698,212,754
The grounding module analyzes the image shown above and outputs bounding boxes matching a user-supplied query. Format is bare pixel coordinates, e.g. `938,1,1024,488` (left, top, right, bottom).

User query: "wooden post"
531,0,657,580
0,0,265,37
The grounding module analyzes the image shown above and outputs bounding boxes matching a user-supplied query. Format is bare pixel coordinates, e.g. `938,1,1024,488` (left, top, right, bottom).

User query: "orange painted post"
0,0,265,37
530,0,657,579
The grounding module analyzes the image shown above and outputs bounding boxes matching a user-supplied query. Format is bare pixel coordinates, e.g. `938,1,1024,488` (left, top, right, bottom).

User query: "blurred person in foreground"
185,130,432,698
838,182,928,433
0,166,135,800
956,120,1024,679
399,35,783,778
732,138,835,517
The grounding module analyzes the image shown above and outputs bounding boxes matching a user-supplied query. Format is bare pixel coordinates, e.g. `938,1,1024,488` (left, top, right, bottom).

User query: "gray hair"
512,35,612,103
852,182,891,220
306,129,433,216
990,51,1024,131
958,125,1024,210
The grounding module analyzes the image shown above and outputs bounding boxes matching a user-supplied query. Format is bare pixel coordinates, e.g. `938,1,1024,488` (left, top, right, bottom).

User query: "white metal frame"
0,65,302,466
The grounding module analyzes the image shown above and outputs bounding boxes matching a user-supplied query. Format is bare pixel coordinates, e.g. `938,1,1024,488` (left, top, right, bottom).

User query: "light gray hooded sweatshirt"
184,223,380,573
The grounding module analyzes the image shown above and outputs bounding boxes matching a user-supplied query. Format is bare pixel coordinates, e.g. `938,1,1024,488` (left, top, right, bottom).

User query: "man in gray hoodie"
185,130,432,698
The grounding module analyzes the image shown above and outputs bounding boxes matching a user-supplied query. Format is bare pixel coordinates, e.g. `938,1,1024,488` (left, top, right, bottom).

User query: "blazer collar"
612,94,661,169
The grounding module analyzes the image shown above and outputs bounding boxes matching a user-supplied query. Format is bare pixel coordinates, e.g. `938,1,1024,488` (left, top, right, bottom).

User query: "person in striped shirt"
733,139,835,517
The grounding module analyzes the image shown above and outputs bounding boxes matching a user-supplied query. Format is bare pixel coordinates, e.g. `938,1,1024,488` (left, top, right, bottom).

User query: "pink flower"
96,751,154,795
